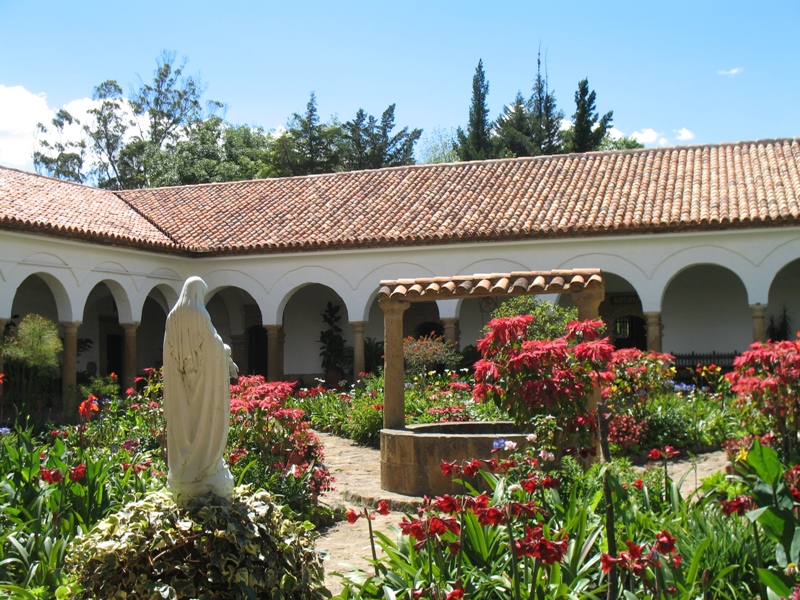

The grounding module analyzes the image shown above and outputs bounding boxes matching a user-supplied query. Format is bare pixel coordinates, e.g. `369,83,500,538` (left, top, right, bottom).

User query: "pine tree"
342,104,421,170
454,59,498,161
495,92,535,158
279,92,342,175
564,78,612,153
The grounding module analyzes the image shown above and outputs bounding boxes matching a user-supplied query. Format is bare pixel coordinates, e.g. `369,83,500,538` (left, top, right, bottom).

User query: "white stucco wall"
2,225,799,377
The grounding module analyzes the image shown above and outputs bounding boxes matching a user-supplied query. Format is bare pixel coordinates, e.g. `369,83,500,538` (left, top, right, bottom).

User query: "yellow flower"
736,448,749,462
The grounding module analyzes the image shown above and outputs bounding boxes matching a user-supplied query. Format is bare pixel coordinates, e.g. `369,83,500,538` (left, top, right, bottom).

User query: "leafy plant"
490,295,578,341
2,314,63,423
319,302,347,375
65,488,330,599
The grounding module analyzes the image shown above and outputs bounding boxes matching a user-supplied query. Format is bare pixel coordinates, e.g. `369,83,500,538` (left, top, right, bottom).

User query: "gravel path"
314,433,731,596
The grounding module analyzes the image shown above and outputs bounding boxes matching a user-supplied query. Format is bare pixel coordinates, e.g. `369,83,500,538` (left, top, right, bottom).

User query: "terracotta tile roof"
0,166,176,250
2,138,799,254
378,269,603,301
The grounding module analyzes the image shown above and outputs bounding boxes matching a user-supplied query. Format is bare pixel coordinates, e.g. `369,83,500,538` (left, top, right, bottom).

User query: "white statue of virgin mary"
163,276,236,502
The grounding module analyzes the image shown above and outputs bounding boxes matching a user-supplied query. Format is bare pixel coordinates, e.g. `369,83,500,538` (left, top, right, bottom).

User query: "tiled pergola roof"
378,269,604,301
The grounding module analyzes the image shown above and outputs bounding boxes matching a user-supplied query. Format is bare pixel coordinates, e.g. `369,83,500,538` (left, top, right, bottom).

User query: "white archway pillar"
61,321,80,419
350,321,366,378
441,317,459,344
644,312,662,352
751,304,767,343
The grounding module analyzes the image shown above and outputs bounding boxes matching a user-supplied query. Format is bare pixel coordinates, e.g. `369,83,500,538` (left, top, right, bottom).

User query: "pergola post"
379,297,409,430
572,284,606,463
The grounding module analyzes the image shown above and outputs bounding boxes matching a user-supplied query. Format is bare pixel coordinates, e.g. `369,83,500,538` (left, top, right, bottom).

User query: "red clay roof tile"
1,138,798,255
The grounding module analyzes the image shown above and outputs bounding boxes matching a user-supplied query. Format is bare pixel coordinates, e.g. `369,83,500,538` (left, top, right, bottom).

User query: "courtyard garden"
1,303,800,598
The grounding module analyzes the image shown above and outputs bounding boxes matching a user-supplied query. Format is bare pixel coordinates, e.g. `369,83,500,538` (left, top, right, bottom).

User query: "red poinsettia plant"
726,336,800,459
473,315,614,455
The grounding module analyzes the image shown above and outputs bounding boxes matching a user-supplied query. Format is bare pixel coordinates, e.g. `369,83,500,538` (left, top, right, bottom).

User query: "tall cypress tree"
495,92,535,157
564,78,613,153
454,59,497,161
530,52,563,155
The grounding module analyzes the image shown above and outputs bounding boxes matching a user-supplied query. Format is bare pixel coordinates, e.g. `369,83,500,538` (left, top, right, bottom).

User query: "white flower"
504,441,518,451
526,433,538,442
539,450,555,462
508,484,522,492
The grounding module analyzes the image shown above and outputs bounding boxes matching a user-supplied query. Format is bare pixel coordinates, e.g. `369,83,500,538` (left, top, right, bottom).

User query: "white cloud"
717,67,743,77
674,128,695,141
0,85,54,169
607,127,624,140
631,128,669,146
559,118,572,131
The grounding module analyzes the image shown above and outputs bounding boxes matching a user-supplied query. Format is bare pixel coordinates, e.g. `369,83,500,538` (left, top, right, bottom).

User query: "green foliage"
601,134,644,150
278,92,342,176
342,104,422,170
563,78,613,153
490,295,578,340
33,109,86,183
341,396,385,447
454,59,499,161
416,126,459,164
3,314,63,423
403,334,462,379
65,488,330,599
319,302,347,374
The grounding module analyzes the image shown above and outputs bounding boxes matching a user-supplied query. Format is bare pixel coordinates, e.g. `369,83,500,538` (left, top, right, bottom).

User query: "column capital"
378,297,411,314
264,324,281,334
349,320,367,332
120,321,140,331
60,321,82,332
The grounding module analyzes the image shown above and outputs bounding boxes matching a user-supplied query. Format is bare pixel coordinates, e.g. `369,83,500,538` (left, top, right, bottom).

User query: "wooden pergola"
377,269,606,430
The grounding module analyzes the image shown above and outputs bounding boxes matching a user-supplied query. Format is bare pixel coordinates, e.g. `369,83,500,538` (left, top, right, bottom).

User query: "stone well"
380,421,528,496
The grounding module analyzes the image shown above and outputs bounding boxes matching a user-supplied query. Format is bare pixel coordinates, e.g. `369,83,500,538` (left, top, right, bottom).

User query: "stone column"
751,304,767,343
379,297,410,430
572,285,605,463
441,318,459,344
230,334,248,376
644,312,663,352
265,325,282,381
121,322,139,392
350,321,366,379
61,322,80,419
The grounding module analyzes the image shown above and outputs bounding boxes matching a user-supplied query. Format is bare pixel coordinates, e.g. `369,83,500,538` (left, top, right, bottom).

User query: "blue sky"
1,0,798,172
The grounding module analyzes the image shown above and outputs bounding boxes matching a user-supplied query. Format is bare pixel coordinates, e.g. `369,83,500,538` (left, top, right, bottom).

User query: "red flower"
476,506,505,526
40,467,64,484
376,500,391,516
663,446,680,459
721,495,755,516
345,508,360,524
69,464,86,482
655,530,677,554
109,372,117,380
445,586,464,599
440,460,460,476
601,552,619,573
125,387,135,396
78,396,100,419
648,448,662,460
433,495,460,514
462,459,482,477
633,478,644,490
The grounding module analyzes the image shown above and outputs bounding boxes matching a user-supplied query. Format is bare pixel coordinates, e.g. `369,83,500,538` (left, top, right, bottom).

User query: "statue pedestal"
168,460,234,505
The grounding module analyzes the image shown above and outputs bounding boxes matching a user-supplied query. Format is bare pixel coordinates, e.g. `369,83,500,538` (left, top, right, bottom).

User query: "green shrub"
65,488,330,599
342,396,384,447
490,295,578,340
3,314,63,423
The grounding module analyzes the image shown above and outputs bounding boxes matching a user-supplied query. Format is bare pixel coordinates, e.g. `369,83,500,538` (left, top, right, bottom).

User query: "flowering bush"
473,315,613,454
227,375,332,521
404,334,462,381
727,337,800,459
602,348,675,409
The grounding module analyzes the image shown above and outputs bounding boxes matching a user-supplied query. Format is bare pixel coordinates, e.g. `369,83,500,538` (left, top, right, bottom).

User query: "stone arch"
269,267,357,326
8,271,75,323
767,257,800,340
282,283,352,384
79,281,129,379
205,285,264,376
661,264,751,354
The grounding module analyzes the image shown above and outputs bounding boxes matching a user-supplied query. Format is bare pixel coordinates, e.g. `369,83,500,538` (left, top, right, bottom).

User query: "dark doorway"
247,325,268,376
614,316,646,350
106,334,123,377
